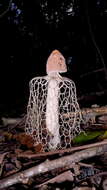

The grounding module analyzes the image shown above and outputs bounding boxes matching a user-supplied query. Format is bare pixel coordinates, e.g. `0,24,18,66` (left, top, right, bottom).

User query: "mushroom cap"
46,50,67,74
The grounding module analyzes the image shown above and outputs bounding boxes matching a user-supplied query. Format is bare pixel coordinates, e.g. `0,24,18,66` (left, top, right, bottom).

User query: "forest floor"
0,105,107,190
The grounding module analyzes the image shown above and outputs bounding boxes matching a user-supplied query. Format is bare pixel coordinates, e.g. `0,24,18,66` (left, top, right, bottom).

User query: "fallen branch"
18,140,107,159
1,115,26,129
0,144,107,189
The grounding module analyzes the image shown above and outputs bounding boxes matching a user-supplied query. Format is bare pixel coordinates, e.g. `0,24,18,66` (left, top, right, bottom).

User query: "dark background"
0,0,107,116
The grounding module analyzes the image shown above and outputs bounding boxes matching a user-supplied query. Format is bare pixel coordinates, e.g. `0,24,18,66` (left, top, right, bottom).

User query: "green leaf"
73,131,105,144
98,131,107,140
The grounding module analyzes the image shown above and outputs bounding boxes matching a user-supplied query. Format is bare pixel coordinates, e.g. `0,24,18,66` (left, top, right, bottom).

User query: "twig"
1,115,26,128
92,172,107,178
0,152,8,164
80,68,104,78
0,0,12,18
0,144,107,189
18,140,107,159
78,90,107,102
78,162,93,168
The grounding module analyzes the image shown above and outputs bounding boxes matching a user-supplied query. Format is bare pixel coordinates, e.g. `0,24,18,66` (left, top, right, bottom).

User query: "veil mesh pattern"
25,76,82,151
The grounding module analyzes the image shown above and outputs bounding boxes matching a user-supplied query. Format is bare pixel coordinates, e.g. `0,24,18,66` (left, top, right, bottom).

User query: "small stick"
18,140,107,159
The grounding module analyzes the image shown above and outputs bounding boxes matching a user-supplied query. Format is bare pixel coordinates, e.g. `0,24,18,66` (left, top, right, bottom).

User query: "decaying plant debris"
0,106,107,190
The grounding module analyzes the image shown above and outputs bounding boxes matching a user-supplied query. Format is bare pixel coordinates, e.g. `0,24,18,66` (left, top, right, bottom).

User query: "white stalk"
46,73,60,150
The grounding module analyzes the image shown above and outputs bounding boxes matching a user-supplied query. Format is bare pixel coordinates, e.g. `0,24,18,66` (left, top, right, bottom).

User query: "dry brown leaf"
13,133,34,149
33,143,43,153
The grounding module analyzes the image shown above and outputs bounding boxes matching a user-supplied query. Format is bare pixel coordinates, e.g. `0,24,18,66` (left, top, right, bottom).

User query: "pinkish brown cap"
46,50,67,74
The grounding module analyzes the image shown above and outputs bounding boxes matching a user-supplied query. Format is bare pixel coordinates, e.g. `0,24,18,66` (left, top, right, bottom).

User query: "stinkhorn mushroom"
25,50,82,152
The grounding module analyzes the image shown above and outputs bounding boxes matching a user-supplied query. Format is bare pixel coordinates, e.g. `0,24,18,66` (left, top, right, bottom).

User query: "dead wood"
81,106,107,122
0,115,26,130
18,140,107,159
0,143,107,189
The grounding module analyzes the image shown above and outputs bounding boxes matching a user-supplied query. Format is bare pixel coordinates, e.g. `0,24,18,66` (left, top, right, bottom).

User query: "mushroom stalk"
46,73,60,150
